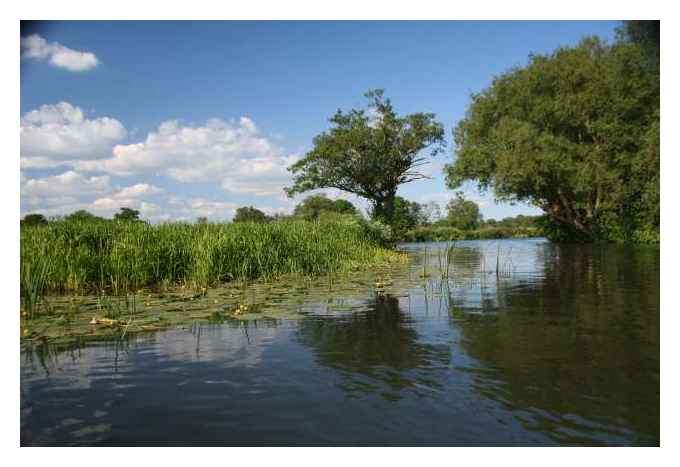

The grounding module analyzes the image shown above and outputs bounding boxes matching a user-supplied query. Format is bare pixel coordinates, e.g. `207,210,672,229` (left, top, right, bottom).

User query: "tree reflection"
448,243,659,445
296,294,450,400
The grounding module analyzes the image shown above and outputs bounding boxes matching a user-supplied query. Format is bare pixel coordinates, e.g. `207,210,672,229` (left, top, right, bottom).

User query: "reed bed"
20,218,403,300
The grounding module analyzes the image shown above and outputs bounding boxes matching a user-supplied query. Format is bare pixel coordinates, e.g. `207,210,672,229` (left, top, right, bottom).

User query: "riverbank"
20,217,408,346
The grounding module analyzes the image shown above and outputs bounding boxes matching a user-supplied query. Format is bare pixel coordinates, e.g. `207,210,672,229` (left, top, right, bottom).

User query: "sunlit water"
20,238,659,446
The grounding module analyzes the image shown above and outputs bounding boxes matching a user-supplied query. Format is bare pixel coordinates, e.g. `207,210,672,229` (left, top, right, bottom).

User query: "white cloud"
21,34,99,72
112,183,164,199
79,118,296,197
21,170,113,199
20,170,164,219
21,102,127,168
20,170,241,223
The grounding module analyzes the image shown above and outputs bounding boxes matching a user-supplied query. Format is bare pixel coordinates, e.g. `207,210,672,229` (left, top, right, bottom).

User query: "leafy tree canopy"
67,210,105,222
616,20,659,72
286,89,445,225
385,196,427,234
233,206,268,223
446,193,482,230
114,207,142,222
21,213,48,226
293,194,358,220
445,36,659,242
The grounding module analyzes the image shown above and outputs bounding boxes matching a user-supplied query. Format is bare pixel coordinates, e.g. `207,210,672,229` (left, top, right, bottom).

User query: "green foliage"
445,35,659,243
445,193,482,230
482,214,543,230
114,207,142,222
384,196,427,237
286,89,445,225
67,210,105,222
293,194,358,220
233,206,268,223
20,218,402,294
20,256,50,318
403,224,540,243
21,213,48,227
616,20,660,72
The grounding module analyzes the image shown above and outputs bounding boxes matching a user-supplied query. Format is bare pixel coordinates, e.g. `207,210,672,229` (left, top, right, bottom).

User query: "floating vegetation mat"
20,261,420,349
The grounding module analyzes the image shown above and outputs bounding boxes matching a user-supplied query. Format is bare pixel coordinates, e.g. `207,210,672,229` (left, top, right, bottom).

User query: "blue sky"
20,20,620,222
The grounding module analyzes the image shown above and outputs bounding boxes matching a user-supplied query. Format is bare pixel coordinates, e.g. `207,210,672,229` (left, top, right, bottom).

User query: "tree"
421,201,442,224
445,36,659,242
196,216,208,225
67,210,104,222
285,89,445,225
617,20,659,72
293,194,358,220
114,207,141,222
21,213,48,226
386,196,427,234
233,206,267,223
446,193,482,230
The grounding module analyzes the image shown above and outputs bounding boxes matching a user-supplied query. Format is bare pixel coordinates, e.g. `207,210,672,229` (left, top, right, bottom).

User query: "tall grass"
20,257,50,318
20,218,402,297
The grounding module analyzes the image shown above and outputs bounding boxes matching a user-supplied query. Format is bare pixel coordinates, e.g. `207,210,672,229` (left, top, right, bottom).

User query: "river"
20,238,659,446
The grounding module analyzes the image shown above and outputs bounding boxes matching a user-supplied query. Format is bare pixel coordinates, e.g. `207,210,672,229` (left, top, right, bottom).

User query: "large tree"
285,90,445,225
445,36,659,241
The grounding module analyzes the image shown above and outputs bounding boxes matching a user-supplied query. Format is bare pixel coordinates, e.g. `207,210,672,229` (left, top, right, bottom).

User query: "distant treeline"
403,216,543,243
21,193,543,243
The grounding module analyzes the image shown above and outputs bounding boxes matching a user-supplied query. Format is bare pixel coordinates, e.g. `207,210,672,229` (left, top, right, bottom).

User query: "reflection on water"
297,295,451,400
21,239,659,446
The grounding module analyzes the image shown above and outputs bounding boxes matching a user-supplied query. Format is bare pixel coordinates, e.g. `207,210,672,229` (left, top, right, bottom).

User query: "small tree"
293,194,358,220
196,216,208,225
233,206,267,223
114,207,141,222
21,213,48,227
286,89,445,225
446,193,482,230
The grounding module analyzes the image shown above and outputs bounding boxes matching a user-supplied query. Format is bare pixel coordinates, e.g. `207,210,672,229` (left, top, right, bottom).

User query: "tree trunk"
372,192,397,225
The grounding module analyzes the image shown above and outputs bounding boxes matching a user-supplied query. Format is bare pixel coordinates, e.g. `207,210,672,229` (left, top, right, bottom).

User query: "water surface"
21,239,660,446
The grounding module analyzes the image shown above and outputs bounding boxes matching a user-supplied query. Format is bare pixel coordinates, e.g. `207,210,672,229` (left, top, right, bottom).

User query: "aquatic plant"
20,257,50,319
20,218,405,295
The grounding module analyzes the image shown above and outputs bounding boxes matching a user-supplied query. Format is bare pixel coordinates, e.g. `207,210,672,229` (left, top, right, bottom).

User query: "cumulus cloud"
79,117,296,197
21,102,127,168
21,34,99,72
21,170,113,199
19,170,242,223
20,170,167,219
112,183,164,199
19,105,305,220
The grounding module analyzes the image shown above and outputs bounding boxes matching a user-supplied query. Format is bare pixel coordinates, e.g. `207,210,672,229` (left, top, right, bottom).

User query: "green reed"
20,257,50,319
20,218,403,298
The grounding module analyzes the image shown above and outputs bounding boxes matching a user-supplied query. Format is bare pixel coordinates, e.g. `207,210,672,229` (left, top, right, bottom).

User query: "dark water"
20,239,660,446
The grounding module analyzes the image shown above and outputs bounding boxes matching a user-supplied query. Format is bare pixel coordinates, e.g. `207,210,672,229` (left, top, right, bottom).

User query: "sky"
20,20,620,223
